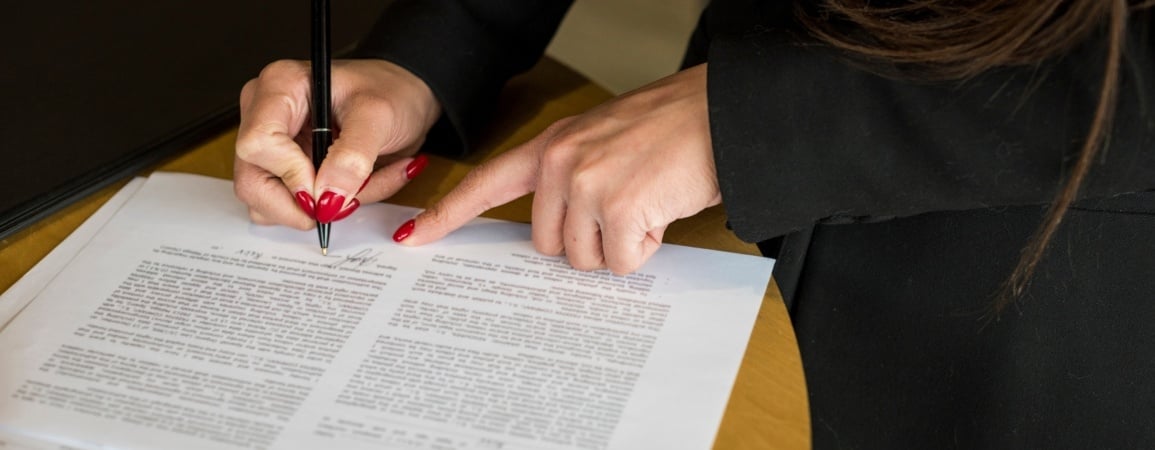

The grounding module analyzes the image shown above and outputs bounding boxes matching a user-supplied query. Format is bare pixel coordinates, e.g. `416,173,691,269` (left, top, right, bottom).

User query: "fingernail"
357,177,371,195
331,199,360,222
393,219,415,242
294,190,316,219
315,190,346,223
405,155,429,180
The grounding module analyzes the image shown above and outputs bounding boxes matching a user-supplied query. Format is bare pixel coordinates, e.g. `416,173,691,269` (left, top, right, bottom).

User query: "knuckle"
539,144,570,173
569,256,603,272
248,209,268,225
420,204,451,230
568,257,591,271
279,166,307,185
240,79,258,104
545,116,577,134
540,130,585,169
259,59,305,80
568,166,604,196
234,136,260,161
237,122,296,165
533,238,565,256
546,130,583,157
609,258,640,276
233,181,255,205
235,131,282,163
287,217,313,231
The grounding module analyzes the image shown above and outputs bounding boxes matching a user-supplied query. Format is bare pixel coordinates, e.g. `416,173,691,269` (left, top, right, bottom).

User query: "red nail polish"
393,219,415,242
294,190,316,219
315,190,346,223
357,177,371,195
405,155,429,180
331,199,360,222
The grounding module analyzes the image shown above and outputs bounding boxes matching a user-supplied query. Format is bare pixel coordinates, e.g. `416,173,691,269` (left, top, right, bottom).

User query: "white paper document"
0,173,773,450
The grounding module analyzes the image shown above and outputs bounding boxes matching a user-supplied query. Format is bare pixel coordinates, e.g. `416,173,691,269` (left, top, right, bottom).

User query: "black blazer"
357,1,1155,447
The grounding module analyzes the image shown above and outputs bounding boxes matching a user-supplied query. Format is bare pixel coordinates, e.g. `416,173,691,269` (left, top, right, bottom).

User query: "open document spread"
0,173,774,450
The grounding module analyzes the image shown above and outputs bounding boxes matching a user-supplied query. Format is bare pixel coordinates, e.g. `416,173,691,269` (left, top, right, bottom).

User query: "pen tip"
322,247,328,256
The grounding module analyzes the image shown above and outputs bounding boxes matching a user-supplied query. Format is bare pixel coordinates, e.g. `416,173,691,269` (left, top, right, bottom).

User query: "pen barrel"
310,0,331,130
311,0,333,252
313,124,332,250
312,129,332,169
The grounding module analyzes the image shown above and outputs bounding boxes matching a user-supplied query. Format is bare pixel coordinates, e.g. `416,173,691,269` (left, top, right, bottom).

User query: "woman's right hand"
234,59,441,229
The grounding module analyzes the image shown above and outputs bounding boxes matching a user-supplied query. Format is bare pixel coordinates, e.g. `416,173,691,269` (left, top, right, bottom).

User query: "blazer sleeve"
353,0,574,156
705,1,1155,243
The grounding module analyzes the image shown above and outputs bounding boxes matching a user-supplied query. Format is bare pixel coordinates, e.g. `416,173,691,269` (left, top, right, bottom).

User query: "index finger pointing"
397,141,544,246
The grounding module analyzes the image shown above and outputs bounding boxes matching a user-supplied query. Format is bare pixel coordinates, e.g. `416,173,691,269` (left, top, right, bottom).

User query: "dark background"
0,1,388,240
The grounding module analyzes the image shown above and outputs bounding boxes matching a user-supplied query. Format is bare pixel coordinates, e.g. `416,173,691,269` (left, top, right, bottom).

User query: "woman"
234,0,1155,446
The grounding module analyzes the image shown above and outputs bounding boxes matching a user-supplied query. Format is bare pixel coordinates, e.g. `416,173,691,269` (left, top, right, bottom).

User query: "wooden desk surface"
0,58,809,449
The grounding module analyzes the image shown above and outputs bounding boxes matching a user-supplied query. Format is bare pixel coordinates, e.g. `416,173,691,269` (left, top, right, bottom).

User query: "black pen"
311,0,332,255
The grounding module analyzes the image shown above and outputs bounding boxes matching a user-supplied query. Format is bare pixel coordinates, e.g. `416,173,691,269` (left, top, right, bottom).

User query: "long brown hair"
797,0,1149,312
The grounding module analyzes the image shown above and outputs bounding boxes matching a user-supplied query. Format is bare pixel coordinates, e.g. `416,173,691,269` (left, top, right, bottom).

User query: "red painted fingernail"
393,219,415,242
357,177,371,195
405,155,429,180
315,190,346,223
294,190,316,219
331,199,360,222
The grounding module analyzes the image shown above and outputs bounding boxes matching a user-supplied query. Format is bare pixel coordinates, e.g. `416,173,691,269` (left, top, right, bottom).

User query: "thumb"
315,99,410,202
395,142,543,246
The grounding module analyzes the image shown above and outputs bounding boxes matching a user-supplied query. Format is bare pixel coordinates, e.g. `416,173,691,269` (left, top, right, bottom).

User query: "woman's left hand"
396,63,720,275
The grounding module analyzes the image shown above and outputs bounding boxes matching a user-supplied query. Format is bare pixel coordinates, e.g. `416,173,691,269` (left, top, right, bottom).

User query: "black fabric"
352,0,573,157
702,5,1155,447
352,1,1155,447
700,6,1155,447
794,191,1155,449
707,2,1155,243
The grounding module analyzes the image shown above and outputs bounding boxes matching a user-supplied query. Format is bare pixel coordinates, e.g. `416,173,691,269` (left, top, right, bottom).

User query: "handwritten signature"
235,249,263,260
323,248,382,268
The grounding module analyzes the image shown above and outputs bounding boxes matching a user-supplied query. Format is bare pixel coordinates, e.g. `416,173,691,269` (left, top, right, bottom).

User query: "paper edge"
0,177,148,331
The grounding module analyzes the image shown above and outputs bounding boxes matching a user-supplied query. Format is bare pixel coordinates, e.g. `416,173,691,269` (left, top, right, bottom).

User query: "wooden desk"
0,58,809,449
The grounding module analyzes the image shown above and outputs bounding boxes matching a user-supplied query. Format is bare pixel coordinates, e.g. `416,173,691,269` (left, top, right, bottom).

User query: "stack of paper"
0,173,773,450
